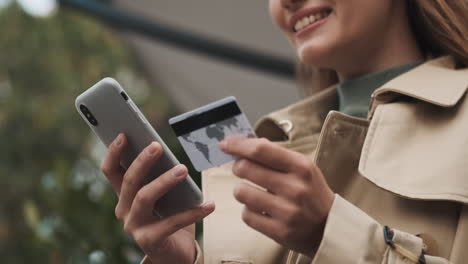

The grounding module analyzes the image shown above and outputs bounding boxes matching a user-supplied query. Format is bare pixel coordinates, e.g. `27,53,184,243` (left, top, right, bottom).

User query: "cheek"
337,1,389,37
333,0,394,54
297,0,393,66
269,0,287,32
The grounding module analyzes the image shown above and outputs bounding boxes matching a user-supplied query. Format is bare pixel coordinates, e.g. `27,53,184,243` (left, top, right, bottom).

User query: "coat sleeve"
302,195,451,264
139,240,203,264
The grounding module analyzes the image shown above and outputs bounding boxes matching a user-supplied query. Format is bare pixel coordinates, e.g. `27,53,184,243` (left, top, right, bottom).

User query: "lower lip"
295,14,330,38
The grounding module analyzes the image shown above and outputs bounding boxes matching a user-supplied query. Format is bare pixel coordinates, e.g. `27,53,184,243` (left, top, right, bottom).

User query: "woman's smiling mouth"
291,7,332,35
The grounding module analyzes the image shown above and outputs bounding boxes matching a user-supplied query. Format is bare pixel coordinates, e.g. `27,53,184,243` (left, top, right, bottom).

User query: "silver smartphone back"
75,78,203,217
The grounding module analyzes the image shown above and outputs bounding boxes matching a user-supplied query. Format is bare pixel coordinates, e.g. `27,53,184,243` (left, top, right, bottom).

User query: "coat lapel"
360,56,468,204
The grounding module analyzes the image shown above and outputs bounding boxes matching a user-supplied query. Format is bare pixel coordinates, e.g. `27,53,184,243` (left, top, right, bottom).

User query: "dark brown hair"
298,0,468,96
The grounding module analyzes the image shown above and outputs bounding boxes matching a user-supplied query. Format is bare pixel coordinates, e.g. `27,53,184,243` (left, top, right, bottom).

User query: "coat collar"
255,56,468,140
368,56,468,118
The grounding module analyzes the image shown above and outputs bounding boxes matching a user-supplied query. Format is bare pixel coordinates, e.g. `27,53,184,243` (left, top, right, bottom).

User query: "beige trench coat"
142,56,468,263
200,56,468,264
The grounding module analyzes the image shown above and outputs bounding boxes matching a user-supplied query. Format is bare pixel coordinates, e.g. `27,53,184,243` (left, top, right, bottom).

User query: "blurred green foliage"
0,3,197,263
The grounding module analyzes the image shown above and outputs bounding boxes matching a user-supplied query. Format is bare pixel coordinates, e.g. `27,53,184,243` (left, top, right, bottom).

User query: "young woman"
101,0,468,263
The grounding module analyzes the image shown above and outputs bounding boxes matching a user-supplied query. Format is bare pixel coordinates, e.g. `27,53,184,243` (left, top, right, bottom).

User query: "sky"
0,0,12,9
0,0,57,17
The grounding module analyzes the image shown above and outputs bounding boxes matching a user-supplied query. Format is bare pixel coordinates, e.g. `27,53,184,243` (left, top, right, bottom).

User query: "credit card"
169,96,256,172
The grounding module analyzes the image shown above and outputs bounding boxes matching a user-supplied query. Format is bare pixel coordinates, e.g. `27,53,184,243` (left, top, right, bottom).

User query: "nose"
281,0,305,11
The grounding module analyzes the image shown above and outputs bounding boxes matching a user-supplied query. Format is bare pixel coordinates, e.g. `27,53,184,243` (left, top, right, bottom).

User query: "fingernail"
147,142,159,156
201,201,215,212
115,134,123,147
172,165,187,177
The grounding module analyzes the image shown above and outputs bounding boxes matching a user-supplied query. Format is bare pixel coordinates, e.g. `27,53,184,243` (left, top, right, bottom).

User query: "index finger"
220,137,302,172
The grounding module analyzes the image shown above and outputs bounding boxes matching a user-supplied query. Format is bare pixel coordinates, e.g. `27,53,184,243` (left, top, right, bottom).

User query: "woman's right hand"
101,133,215,264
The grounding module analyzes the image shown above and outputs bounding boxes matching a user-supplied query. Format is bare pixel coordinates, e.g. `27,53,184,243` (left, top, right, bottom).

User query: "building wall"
114,0,301,122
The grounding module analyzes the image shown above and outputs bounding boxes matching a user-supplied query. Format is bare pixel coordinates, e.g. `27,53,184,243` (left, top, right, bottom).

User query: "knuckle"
254,139,270,155
122,174,136,188
134,232,151,249
296,157,312,177
270,229,284,243
310,162,322,178
291,184,308,204
123,221,133,234
134,191,151,206
100,163,113,176
234,159,249,176
285,206,302,226
241,208,254,227
279,228,294,241
233,184,249,202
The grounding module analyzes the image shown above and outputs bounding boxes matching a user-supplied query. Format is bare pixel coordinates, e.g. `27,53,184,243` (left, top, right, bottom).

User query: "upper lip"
289,6,332,33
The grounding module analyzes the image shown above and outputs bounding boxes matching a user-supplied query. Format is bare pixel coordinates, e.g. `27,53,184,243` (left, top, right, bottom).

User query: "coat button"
278,119,294,134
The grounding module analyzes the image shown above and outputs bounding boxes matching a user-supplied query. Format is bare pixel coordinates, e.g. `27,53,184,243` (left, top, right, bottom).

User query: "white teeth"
298,20,304,29
294,23,301,32
294,10,329,32
294,23,302,32
309,15,316,24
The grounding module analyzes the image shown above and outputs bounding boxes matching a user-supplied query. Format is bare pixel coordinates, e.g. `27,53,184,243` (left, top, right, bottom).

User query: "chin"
296,40,339,68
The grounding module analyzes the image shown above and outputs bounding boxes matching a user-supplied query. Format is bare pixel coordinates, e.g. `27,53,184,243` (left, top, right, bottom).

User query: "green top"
338,62,422,118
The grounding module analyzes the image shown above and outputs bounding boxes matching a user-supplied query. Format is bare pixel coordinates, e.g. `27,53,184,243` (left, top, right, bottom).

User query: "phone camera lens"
80,104,98,126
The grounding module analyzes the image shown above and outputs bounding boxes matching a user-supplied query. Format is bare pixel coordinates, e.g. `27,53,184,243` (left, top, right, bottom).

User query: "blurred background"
0,0,298,263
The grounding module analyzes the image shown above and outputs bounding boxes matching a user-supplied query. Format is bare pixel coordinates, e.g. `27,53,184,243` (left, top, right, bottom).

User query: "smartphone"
75,78,203,217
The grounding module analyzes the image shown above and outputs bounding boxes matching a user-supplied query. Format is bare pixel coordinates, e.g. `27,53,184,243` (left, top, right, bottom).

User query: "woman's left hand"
220,137,335,258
